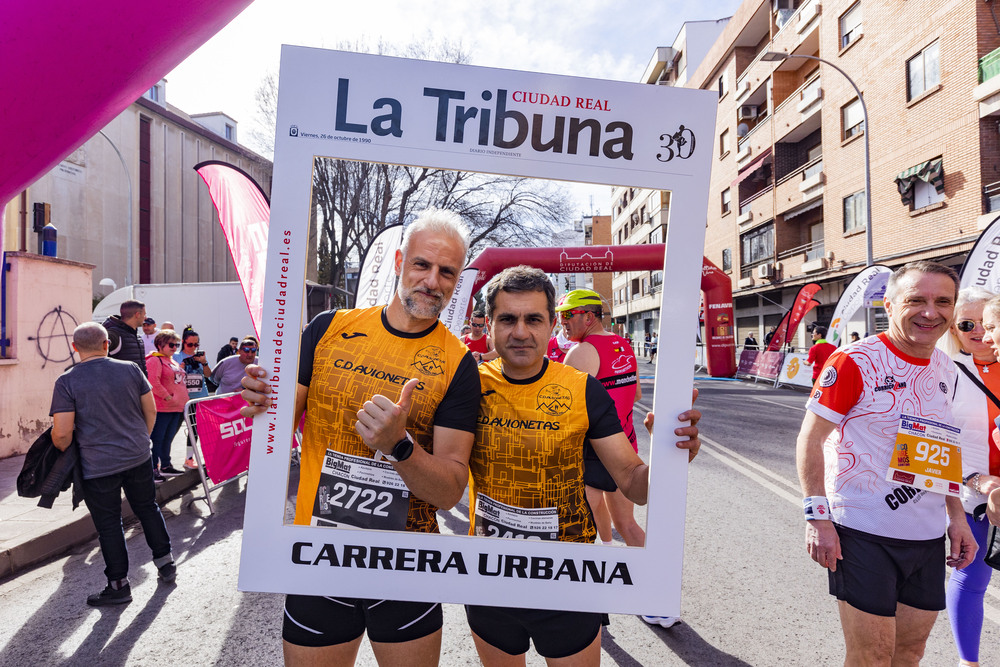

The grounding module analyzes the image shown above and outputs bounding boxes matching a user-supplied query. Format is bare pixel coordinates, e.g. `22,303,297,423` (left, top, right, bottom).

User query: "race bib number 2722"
311,450,410,530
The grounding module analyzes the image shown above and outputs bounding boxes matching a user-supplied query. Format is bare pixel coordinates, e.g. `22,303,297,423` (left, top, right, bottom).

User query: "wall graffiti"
27,305,78,368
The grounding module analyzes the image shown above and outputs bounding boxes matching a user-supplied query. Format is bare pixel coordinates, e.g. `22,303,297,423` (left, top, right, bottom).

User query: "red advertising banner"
737,350,785,381
195,161,271,336
195,394,252,483
767,284,822,351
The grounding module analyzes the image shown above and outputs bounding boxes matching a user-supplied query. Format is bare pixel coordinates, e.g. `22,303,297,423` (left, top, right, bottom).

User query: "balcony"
738,186,774,232
770,0,821,57
775,158,823,216
975,46,1000,118
778,239,827,277
773,75,822,143
981,46,1000,84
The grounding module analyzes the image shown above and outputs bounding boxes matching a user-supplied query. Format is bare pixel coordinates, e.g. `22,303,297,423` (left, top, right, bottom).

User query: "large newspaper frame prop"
240,46,716,616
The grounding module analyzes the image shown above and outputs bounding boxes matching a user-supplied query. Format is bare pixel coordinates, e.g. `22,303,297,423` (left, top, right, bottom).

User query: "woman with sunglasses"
145,330,188,482
944,286,1000,667
173,326,212,400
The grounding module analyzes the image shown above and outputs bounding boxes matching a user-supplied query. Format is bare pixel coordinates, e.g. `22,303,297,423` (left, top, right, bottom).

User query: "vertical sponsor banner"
354,223,403,308
195,394,253,483
959,214,1000,292
766,284,821,352
242,47,717,617
440,267,480,336
828,265,892,346
195,161,271,336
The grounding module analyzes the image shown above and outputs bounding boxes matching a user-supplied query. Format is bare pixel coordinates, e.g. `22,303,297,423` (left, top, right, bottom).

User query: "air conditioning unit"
738,105,759,120
757,262,775,279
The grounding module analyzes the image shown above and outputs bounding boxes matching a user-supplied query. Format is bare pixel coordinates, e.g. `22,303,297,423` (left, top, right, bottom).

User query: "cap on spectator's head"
143,317,155,325
554,289,603,312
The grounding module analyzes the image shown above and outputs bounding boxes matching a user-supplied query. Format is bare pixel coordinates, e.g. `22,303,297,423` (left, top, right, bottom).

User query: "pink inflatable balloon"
0,0,254,207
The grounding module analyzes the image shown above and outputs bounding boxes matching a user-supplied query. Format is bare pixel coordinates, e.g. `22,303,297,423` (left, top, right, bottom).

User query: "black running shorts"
828,524,946,617
465,605,606,659
282,594,442,647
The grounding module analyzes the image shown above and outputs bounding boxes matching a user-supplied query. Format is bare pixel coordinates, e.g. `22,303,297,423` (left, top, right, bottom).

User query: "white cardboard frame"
238,46,717,616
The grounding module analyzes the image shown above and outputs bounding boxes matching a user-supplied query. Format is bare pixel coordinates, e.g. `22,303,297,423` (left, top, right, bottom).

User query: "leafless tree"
250,36,574,302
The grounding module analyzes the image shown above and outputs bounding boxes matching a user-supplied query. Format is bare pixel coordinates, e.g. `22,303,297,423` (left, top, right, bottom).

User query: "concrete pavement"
0,429,202,580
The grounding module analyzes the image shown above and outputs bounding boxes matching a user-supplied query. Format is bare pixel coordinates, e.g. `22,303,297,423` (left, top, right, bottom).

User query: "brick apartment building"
611,20,730,342
615,0,1000,350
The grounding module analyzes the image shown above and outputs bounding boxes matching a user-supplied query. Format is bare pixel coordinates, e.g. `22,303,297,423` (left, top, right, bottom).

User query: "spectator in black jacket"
217,337,239,362
102,299,147,376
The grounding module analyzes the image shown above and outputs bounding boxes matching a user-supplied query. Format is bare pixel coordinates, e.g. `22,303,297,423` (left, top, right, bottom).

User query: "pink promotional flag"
767,284,822,352
195,161,271,336
195,394,253,483
0,0,253,207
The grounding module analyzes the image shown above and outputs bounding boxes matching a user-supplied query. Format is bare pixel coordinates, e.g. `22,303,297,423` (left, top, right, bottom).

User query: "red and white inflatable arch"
463,244,736,378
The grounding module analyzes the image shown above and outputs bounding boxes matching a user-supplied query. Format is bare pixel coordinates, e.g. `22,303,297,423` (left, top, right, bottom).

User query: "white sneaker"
641,615,680,628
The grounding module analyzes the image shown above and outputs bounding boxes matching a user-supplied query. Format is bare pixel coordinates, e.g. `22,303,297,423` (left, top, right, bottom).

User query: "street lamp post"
762,51,873,335
98,130,133,287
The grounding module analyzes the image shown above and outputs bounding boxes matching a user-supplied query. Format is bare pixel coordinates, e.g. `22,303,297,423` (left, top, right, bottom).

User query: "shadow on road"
604,622,754,666
0,480,245,665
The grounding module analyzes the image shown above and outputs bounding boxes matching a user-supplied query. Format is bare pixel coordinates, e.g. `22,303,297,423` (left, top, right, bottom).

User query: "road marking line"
700,435,802,495
699,437,801,506
752,396,808,413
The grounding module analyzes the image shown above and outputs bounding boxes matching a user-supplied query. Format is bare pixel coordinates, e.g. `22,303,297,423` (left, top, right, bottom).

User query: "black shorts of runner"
465,605,607,659
828,524,946,617
583,441,617,492
282,594,442,647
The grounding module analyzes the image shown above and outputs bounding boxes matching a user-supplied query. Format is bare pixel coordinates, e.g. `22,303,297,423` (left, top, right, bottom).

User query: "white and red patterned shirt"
806,333,956,540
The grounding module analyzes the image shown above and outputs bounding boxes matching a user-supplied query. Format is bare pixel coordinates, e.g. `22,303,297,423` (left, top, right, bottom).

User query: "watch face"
392,438,414,462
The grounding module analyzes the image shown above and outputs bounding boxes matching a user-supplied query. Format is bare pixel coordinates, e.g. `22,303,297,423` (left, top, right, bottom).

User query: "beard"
399,284,446,319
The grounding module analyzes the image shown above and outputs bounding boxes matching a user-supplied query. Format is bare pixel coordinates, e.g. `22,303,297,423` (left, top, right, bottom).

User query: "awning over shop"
895,158,943,206
731,147,773,188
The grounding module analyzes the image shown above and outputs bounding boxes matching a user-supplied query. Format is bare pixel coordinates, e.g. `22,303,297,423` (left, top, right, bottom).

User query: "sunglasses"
165,342,179,349
957,320,982,333
184,342,198,347
559,309,588,320
240,346,258,353
470,323,485,328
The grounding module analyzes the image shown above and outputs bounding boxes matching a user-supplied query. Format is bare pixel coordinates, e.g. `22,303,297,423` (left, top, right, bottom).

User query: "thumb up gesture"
355,378,419,456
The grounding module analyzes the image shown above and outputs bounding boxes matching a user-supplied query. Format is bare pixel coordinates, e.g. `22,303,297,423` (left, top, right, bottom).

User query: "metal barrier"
182,392,249,515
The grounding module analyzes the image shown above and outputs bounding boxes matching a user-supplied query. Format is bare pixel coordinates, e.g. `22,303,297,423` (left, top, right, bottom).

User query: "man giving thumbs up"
241,210,480,667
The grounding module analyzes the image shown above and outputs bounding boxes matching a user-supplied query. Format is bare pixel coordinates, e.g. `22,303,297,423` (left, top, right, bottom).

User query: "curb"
0,470,201,581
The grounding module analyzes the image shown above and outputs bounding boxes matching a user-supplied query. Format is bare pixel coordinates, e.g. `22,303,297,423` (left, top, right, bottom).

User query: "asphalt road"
1,375,998,665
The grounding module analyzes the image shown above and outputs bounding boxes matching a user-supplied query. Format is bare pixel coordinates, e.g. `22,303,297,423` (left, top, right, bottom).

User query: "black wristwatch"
383,437,414,463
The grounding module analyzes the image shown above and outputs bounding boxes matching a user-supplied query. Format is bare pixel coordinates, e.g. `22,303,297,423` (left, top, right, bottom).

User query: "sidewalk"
0,429,200,581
